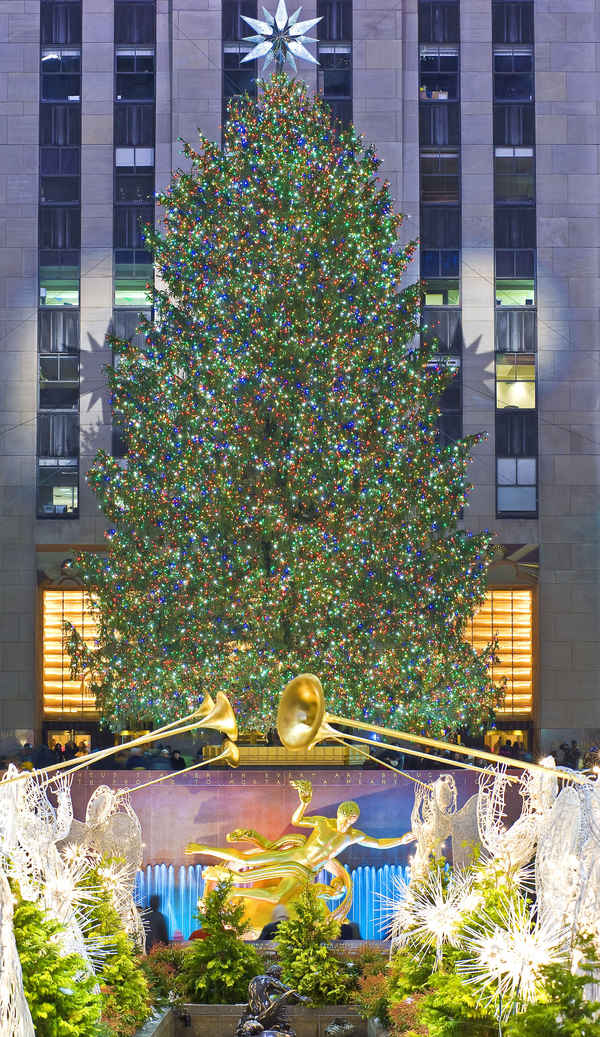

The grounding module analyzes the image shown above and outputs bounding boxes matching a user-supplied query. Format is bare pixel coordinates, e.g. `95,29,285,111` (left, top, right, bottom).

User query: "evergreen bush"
276,884,355,1005
82,861,152,1037
12,895,101,1037
179,877,262,1004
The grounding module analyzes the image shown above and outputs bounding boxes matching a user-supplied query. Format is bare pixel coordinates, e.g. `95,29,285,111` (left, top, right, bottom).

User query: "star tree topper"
241,0,322,72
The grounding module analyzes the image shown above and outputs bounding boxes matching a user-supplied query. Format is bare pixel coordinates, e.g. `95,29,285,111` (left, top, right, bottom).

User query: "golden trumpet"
121,737,240,796
277,673,587,785
4,691,238,786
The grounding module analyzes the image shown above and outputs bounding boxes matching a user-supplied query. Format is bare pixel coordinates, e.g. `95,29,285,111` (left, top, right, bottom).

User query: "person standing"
145,894,169,952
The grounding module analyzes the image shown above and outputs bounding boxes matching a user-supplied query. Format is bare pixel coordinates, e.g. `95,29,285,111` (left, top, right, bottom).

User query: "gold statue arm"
357,830,415,850
290,778,327,828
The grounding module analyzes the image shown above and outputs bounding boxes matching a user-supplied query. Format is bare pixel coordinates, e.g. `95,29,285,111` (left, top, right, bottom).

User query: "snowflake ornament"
241,1,322,72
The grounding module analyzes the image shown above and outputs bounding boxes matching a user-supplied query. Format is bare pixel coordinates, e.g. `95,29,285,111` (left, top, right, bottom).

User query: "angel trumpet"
3,691,239,785
122,737,240,795
277,673,586,784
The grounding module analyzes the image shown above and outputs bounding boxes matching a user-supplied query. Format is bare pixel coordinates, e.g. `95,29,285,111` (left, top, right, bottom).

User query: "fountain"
135,863,409,941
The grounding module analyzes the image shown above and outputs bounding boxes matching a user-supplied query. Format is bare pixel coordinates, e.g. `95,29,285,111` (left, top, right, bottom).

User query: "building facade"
0,0,598,752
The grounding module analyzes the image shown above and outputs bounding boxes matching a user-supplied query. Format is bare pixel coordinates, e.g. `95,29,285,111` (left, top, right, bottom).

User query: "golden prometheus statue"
185,680,415,934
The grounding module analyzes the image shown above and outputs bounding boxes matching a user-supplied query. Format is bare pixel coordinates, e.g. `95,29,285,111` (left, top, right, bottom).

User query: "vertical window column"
222,1,258,129
317,0,353,127
113,0,156,457
418,0,462,446
38,0,82,517
493,0,537,515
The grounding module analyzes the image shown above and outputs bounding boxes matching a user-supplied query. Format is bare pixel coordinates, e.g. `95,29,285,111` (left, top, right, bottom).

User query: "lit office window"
42,589,98,716
495,353,535,409
467,589,533,717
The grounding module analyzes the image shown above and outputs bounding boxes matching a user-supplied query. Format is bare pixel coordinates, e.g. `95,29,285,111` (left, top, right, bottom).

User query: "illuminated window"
42,589,98,716
496,353,535,409
467,589,533,717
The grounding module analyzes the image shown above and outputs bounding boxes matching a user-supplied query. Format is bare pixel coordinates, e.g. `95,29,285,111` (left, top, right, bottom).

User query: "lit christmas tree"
70,75,499,735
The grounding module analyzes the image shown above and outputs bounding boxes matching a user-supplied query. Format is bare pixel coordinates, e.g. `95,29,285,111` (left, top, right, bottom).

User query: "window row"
41,0,155,47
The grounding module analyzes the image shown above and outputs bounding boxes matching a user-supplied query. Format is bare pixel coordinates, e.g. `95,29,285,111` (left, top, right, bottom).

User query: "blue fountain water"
135,863,410,941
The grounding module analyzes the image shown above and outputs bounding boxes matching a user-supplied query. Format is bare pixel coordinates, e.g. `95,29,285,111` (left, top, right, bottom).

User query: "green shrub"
504,952,600,1037
179,877,262,1004
276,885,355,1005
141,943,187,1008
415,967,498,1037
13,896,101,1037
84,863,152,1037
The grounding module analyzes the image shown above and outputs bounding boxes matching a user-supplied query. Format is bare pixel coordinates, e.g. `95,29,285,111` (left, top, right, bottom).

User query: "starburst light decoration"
458,896,568,1015
389,866,479,966
241,0,322,72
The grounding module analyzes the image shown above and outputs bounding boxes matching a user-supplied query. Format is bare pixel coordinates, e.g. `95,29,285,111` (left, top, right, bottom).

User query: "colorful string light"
68,75,500,736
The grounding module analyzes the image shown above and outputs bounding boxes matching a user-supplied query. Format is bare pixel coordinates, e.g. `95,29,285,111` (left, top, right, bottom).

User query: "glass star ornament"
241,0,322,72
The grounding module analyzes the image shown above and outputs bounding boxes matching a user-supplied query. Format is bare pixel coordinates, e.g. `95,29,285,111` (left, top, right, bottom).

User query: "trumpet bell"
197,691,238,742
223,738,240,768
277,673,325,751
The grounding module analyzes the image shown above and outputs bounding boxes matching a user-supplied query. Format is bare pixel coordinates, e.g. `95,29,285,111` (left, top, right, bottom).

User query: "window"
115,49,155,101
494,207,535,248
468,589,534,716
496,278,534,306
115,171,154,203
419,103,459,146
39,207,80,249
40,145,79,176
40,176,79,204
421,206,460,276
42,590,98,712
495,148,534,204
318,0,352,41
493,103,534,146
37,462,79,517
422,249,459,277
114,205,153,250
496,409,536,456
114,104,154,146
423,278,459,306
38,412,79,457
421,308,463,354
492,2,533,44
419,46,459,100
494,47,533,102
112,308,151,346
223,50,257,106
41,48,81,102
222,0,257,42
40,104,80,146
115,1,155,45
429,358,462,443
38,309,79,352
318,46,352,125
39,354,79,411
419,1,458,43
420,150,459,202
40,274,79,307
496,353,535,409
496,248,534,279
495,308,536,352
114,277,151,307
41,1,81,45
421,205,460,247
497,457,536,513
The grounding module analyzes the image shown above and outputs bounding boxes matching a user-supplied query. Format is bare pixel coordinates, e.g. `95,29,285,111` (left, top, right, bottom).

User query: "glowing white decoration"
61,784,145,952
477,759,558,873
458,896,568,1014
241,1,322,72
0,867,35,1037
391,866,478,966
